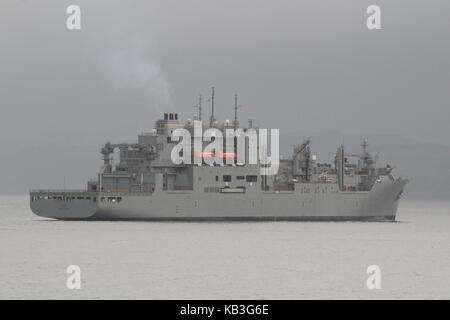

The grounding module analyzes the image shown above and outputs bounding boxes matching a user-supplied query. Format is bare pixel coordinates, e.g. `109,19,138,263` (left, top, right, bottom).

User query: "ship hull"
30,176,407,222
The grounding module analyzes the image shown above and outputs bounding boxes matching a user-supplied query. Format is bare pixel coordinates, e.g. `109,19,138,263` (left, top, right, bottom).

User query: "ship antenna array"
209,86,216,126
361,138,368,154
233,94,239,127
198,94,202,121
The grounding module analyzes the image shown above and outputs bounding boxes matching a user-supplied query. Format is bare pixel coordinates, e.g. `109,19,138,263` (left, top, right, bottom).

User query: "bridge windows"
223,175,232,182
246,175,257,182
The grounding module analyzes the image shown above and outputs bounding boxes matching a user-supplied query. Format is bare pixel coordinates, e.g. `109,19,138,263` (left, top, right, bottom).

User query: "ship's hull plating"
30,176,407,221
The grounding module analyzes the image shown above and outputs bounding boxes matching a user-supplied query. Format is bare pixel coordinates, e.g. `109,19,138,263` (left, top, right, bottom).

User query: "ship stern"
30,190,98,220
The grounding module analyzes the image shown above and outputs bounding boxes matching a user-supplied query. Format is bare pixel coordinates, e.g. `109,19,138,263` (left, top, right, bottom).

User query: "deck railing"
30,189,89,194
29,189,152,196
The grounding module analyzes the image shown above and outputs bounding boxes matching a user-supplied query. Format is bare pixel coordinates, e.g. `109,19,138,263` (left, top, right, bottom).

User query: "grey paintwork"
30,113,408,221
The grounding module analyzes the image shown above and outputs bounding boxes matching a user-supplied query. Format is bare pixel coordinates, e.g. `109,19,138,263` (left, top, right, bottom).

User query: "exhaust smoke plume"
102,36,174,113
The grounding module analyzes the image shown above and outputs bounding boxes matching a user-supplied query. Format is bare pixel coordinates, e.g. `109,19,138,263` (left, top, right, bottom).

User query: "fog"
1,0,449,197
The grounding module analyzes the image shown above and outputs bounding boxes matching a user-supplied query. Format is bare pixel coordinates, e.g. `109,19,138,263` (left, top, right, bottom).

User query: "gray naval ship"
30,96,407,221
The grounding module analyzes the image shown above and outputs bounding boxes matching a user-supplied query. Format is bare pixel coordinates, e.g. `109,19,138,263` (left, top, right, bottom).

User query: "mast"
336,145,345,191
361,138,368,154
209,86,215,126
198,94,202,121
233,94,239,128
340,145,345,190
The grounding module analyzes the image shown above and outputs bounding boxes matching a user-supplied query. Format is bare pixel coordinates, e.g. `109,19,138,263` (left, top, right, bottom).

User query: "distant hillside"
1,132,449,200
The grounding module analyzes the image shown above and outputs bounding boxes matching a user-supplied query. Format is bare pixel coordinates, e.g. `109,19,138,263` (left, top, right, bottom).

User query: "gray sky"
1,0,450,148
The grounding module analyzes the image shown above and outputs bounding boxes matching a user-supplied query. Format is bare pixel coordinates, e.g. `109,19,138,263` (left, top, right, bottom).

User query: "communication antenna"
198,94,202,121
361,138,368,154
209,86,216,126
338,145,345,190
233,94,239,128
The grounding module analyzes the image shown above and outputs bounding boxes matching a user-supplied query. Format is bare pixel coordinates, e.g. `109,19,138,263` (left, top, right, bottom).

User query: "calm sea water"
0,195,449,299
